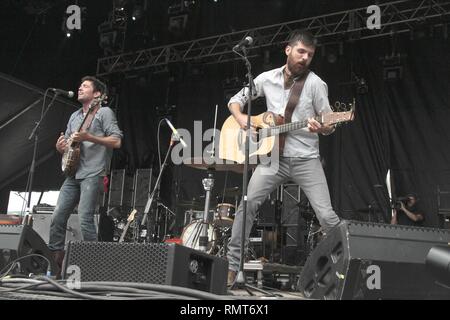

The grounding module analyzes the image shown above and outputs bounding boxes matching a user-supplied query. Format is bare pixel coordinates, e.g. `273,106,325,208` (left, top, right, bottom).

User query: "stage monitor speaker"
0,224,58,276
133,168,154,208
108,169,134,209
62,241,228,295
32,214,99,244
298,220,450,299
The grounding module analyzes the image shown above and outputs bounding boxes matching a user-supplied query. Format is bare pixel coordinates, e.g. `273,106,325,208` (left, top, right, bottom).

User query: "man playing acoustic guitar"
226,30,341,286
49,76,122,271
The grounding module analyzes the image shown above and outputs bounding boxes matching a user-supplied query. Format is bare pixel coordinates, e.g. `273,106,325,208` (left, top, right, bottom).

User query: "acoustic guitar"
219,107,355,163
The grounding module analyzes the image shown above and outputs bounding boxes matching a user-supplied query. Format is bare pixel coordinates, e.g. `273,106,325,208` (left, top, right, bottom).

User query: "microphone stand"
23,90,60,225
141,135,176,242
231,47,274,296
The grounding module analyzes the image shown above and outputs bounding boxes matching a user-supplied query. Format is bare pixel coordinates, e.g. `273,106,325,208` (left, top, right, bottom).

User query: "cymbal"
182,157,256,174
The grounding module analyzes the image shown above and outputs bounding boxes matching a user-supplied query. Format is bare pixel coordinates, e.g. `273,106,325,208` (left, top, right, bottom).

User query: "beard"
287,57,308,77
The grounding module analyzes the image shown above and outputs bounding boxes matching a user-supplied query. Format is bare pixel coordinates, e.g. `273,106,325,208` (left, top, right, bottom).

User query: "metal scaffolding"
97,0,450,76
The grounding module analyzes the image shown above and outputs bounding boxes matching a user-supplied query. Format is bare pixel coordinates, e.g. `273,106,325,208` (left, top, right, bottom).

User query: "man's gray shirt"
64,106,123,179
228,66,332,158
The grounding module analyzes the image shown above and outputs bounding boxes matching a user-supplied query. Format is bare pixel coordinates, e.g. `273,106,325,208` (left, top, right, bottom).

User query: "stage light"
381,53,405,81
114,0,128,11
132,5,143,21
62,18,73,39
168,14,188,36
99,30,119,52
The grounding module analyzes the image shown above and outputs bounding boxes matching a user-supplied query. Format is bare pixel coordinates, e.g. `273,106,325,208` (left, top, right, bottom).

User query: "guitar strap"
80,105,100,133
279,69,310,153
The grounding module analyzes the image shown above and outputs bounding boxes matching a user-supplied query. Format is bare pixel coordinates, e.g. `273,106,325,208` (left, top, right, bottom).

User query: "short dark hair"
287,29,317,48
81,76,108,96
406,193,419,200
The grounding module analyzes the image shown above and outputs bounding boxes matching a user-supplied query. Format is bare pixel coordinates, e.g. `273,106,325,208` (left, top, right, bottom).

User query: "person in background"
391,193,424,226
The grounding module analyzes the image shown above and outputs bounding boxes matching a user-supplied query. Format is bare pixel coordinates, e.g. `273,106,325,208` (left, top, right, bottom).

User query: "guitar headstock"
127,209,137,222
88,93,108,110
322,98,356,127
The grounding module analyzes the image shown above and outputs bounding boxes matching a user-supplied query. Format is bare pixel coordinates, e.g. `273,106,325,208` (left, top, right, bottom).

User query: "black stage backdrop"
0,1,449,230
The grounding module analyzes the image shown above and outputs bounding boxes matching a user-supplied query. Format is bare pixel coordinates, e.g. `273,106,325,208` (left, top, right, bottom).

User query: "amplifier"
32,214,99,244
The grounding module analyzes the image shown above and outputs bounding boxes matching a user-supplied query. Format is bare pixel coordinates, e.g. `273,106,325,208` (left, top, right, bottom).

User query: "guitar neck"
75,105,97,133
264,115,320,136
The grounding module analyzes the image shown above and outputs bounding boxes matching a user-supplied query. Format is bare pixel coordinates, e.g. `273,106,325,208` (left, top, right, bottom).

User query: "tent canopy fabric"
0,72,79,193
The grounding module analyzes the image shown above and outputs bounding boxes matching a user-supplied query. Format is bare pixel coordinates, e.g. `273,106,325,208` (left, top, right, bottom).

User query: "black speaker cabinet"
32,213,99,244
298,220,450,299
62,241,228,295
0,224,58,276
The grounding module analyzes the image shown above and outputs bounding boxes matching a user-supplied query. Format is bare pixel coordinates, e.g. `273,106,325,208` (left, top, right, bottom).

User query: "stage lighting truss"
97,0,450,76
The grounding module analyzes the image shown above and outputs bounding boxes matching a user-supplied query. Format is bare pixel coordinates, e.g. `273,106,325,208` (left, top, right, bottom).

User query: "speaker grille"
65,241,171,283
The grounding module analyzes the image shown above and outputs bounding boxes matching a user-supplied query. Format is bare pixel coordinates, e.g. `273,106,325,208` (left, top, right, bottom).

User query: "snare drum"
181,220,218,253
214,203,235,228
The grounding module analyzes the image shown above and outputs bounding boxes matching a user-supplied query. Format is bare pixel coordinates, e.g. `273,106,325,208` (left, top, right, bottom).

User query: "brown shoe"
227,270,236,286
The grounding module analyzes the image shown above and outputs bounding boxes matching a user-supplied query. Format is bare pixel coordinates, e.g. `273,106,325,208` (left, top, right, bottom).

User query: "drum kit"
180,202,236,254
112,156,253,256
178,157,250,257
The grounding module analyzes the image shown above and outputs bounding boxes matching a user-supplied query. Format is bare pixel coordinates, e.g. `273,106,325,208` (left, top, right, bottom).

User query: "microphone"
164,118,187,148
50,88,75,98
233,36,254,51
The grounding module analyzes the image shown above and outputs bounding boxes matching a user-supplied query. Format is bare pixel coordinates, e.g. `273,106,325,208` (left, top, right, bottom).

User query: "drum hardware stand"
197,104,218,252
273,186,284,263
141,135,177,242
156,201,177,240
199,171,215,252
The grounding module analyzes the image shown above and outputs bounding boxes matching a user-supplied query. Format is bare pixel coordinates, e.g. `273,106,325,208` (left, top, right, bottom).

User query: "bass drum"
181,220,218,254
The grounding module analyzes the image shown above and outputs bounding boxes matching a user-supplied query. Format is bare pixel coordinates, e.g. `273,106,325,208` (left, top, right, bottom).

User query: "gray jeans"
48,176,101,251
227,157,340,272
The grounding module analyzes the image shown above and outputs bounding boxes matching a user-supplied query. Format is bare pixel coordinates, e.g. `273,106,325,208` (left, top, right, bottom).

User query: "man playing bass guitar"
49,76,122,270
